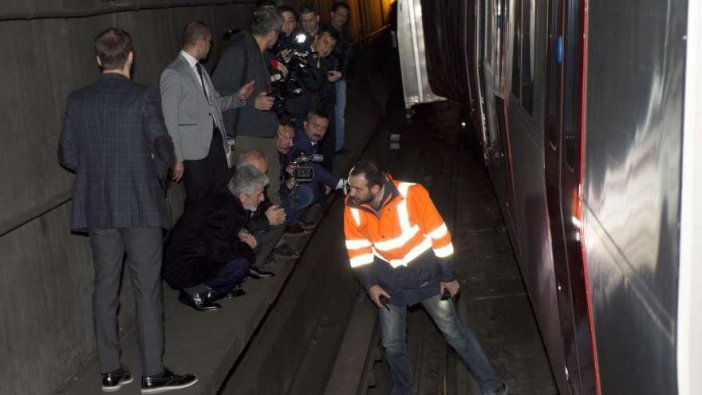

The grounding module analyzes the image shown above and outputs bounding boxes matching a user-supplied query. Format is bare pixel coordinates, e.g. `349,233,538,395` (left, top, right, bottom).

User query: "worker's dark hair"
349,160,385,188
95,28,133,70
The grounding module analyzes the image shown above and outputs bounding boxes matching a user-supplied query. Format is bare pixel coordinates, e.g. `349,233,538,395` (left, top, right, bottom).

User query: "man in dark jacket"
163,165,269,312
328,2,352,153
281,110,344,220
59,28,196,393
213,6,284,204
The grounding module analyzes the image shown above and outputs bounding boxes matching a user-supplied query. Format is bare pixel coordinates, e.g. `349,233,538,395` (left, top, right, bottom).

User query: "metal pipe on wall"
0,0,255,21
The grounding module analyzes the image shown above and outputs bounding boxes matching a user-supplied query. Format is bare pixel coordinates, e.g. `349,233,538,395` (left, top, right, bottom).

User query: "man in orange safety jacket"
343,160,507,395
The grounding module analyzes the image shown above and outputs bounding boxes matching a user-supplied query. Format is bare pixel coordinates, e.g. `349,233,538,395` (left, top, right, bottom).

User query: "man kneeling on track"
162,166,268,312
343,160,508,395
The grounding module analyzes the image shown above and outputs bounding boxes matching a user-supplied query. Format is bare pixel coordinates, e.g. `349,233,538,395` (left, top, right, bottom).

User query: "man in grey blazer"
160,21,255,205
59,28,197,393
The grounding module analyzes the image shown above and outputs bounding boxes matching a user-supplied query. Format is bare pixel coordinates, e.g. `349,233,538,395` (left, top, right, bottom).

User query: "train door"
480,0,519,239
543,0,598,393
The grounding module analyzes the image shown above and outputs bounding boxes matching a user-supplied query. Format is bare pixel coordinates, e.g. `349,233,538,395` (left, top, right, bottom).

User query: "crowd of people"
58,2,507,394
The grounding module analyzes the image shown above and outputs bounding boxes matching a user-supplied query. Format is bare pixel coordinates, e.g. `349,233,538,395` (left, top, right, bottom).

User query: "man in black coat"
59,28,196,393
163,165,269,311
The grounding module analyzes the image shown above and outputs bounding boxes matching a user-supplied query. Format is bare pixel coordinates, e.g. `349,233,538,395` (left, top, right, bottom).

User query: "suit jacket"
59,74,175,232
162,190,255,289
160,53,243,162
213,32,279,139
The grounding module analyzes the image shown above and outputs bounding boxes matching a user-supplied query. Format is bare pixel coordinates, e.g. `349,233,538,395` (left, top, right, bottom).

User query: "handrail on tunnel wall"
0,0,255,21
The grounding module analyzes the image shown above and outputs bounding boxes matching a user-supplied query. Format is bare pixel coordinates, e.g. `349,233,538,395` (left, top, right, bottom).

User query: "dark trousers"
204,257,251,295
253,224,285,269
183,130,230,205
88,227,164,376
319,102,336,171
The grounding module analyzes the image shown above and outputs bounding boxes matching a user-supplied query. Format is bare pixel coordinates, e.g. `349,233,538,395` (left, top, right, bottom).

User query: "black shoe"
285,223,311,235
102,367,133,392
208,286,246,301
299,220,317,231
141,368,197,394
178,291,221,312
248,267,275,279
483,383,508,395
272,243,300,258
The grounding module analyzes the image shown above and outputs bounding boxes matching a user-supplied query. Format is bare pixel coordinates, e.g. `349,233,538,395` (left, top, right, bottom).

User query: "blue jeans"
334,79,347,151
379,294,504,395
282,184,316,225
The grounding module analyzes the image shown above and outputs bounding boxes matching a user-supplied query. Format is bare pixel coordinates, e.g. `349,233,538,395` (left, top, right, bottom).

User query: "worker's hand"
170,161,184,182
440,280,460,298
369,285,391,309
265,205,286,226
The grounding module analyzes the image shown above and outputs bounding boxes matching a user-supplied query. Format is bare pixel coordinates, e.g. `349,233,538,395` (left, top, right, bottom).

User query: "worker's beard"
348,191,375,207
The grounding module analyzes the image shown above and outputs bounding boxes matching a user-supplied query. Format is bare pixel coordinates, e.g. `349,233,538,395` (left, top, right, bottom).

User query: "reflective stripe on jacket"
343,177,454,270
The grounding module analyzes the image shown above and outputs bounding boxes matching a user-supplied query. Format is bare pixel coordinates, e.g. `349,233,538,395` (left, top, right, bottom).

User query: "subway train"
397,1,701,394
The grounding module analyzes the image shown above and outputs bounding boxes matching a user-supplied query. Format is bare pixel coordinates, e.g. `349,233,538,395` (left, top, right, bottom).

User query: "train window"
521,0,535,113
486,0,495,67
511,0,522,99
564,1,583,169
510,0,535,114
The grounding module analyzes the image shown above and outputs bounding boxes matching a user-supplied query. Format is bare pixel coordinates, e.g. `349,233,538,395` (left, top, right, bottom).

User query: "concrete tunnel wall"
0,1,312,394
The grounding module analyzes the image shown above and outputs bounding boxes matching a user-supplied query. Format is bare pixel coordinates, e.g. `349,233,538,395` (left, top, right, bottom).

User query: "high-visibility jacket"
344,177,454,271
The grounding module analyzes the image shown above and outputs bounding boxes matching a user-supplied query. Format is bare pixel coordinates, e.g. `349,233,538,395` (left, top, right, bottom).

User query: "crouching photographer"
269,25,341,129
278,110,345,232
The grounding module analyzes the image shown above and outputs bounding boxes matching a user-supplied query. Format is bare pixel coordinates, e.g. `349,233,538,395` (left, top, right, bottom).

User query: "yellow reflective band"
373,225,420,251
433,243,454,258
350,208,361,226
375,238,433,268
427,223,448,239
345,239,372,250
397,182,415,197
349,253,374,267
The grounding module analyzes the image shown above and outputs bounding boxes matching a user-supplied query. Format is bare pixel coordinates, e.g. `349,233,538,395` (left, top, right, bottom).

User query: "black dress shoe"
248,267,275,279
299,220,317,231
141,368,197,394
285,223,310,235
208,286,246,301
178,291,221,312
102,367,133,392
272,243,299,258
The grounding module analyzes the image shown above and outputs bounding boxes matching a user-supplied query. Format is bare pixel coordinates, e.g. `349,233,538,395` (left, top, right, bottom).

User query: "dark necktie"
195,63,209,101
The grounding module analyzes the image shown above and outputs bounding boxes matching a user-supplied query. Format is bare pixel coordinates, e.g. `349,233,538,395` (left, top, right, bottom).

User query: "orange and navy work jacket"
343,176,455,294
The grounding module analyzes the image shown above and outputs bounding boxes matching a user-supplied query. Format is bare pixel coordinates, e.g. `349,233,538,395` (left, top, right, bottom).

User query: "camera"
290,152,323,182
269,33,314,123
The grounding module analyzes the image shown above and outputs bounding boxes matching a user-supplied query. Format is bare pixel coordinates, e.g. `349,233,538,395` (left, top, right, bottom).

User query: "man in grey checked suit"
59,28,197,393
160,21,255,205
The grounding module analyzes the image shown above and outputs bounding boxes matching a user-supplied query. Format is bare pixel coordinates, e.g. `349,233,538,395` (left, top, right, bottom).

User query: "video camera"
290,152,323,182
269,33,314,123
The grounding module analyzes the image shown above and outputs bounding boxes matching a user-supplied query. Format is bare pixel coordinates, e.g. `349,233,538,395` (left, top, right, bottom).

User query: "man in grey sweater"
213,6,285,204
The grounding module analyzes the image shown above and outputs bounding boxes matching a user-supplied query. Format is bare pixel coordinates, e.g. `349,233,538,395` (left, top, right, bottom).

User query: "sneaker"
102,367,133,392
141,368,197,394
